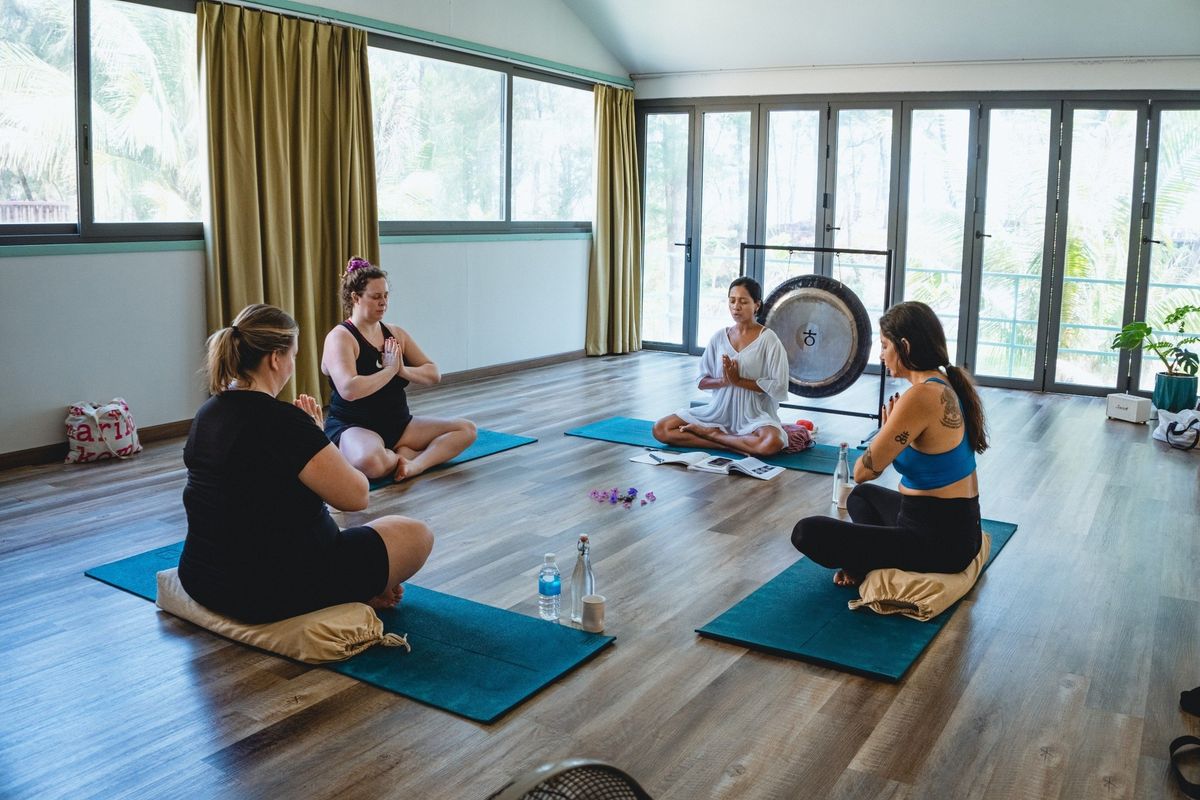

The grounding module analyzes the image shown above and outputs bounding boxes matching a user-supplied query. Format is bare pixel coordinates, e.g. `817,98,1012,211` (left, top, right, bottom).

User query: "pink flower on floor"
586,486,657,508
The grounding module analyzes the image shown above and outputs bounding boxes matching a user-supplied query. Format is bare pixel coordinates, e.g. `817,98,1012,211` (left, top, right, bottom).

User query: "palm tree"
0,0,200,223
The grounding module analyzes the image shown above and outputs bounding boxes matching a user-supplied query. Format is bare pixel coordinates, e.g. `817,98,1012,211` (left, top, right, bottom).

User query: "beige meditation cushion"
155,568,407,663
848,532,991,622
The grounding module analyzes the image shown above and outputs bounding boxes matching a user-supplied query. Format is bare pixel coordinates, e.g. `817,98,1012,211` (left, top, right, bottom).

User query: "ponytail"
203,304,298,395
944,364,988,453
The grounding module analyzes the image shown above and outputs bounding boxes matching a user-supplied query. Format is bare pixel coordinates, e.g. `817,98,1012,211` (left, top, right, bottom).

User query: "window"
368,38,595,231
370,46,505,222
511,76,593,221
0,0,200,239
3,4,598,241
91,0,200,222
0,0,78,226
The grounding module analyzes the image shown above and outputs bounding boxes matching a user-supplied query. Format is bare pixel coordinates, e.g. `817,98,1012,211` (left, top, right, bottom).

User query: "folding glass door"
641,112,692,347
898,104,976,366
641,106,757,354
824,105,900,361
1044,103,1148,393
963,104,1059,388
641,96,1193,399
1132,105,1200,392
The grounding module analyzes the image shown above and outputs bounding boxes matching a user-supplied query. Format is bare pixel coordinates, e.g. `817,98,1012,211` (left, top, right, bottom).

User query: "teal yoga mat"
696,519,1017,681
86,543,612,723
369,428,536,490
564,416,860,475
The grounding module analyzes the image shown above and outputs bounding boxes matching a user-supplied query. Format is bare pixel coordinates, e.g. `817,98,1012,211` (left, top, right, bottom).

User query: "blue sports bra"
891,377,976,490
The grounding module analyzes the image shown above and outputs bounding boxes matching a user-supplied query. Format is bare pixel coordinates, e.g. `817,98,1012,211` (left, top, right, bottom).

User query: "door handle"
1142,236,1163,245
975,231,992,239
824,224,841,232
674,237,692,262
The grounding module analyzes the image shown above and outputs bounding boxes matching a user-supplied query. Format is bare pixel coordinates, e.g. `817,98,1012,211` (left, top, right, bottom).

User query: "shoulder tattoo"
894,430,910,445
861,447,883,478
940,385,964,429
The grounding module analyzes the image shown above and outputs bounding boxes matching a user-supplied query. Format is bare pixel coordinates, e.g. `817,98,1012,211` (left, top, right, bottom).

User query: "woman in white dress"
653,277,790,456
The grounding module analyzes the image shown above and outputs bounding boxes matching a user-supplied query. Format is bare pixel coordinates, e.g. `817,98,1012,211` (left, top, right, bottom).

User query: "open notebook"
630,450,784,481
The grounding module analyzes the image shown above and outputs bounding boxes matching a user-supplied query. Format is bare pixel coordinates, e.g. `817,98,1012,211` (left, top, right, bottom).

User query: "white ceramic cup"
581,594,606,633
837,483,852,509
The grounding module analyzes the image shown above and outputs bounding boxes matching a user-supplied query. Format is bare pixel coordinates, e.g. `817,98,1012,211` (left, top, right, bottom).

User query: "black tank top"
327,321,411,426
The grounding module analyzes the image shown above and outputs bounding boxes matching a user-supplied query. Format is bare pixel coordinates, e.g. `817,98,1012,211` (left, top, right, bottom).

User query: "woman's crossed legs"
338,417,477,481
652,413,785,457
364,515,434,610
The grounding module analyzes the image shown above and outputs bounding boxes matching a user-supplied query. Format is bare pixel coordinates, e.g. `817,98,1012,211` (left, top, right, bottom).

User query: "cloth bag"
1153,408,1200,450
64,398,143,463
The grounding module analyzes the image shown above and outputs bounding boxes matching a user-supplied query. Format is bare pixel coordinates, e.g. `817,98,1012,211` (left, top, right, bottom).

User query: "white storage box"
1106,393,1151,424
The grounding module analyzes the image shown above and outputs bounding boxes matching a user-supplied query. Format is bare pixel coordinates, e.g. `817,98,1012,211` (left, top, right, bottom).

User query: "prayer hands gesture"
721,354,741,385
381,337,402,373
294,394,324,428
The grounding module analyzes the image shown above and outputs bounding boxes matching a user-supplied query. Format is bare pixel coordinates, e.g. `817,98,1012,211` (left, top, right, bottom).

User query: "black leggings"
791,483,982,580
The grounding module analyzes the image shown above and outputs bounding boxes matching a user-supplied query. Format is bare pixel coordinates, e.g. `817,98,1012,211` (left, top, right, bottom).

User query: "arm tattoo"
940,386,964,429
894,430,910,445
861,447,883,478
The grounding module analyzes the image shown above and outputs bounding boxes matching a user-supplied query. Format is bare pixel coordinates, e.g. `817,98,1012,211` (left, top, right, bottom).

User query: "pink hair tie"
346,257,372,274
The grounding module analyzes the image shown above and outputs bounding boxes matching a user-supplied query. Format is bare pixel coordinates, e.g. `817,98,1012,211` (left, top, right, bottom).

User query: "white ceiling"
561,0,1200,77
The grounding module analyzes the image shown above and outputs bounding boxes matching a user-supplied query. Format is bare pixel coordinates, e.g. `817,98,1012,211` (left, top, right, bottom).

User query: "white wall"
633,57,1200,99
0,238,590,454
325,0,629,79
380,239,590,374
0,250,208,453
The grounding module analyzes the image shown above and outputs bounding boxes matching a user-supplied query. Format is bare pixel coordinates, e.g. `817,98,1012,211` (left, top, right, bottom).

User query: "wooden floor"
1,351,1198,800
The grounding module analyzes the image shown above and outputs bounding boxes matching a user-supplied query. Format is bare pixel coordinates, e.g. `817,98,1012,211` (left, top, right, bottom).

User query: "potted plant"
1111,304,1200,413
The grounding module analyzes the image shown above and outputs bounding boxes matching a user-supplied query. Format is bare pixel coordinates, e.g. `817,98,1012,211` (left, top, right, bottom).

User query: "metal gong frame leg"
739,242,893,445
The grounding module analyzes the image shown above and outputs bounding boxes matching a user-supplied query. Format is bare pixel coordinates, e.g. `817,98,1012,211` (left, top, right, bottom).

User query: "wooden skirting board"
0,350,587,470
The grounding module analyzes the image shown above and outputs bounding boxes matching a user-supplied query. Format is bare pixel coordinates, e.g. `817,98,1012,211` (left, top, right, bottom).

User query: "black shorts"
325,413,413,449
295,524,391,612
184,524,390,624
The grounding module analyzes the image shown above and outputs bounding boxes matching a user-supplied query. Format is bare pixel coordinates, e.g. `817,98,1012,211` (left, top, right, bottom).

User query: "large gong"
758,274,872,398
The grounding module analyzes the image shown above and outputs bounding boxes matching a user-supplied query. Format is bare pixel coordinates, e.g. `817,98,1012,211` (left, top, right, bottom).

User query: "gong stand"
739,243,893,444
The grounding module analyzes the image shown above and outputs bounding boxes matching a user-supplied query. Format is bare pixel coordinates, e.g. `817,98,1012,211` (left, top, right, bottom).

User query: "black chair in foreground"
486,758,653,800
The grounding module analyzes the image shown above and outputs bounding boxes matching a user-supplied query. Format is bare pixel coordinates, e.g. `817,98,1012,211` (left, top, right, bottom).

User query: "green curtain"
585,85,643,356
198,2,379,401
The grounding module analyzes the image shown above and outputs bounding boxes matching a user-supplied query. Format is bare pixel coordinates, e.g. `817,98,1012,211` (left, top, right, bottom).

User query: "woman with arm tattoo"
790,301,989,586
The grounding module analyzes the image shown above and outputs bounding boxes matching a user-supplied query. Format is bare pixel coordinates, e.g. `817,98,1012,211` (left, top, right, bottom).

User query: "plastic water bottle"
832,441,851,509
538,553,561,622
570,534,595,624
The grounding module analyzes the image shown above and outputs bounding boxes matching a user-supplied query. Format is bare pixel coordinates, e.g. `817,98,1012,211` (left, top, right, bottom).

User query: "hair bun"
346,256,372,274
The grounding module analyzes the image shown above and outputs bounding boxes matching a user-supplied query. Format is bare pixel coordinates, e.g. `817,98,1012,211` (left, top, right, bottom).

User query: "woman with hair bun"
652,276,790,457
321,257,476,482
791,301,989,587
179,303,433,624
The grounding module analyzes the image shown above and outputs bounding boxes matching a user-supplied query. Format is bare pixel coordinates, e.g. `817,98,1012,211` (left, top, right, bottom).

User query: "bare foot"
679,422,719,439
392,456,410,481
368,583,404,610
833,569,861,587
392,455,428,481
